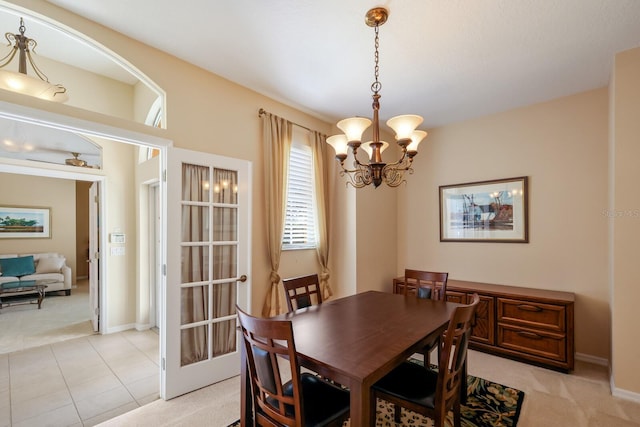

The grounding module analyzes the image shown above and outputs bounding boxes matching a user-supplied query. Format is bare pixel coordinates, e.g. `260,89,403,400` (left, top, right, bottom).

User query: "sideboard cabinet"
392,277,575,372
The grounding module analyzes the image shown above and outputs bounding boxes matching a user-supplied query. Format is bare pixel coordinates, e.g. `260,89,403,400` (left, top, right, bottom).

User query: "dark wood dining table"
240,290,461,426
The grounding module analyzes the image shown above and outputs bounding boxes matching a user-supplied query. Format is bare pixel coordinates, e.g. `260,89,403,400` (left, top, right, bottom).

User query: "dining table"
240,290,461,426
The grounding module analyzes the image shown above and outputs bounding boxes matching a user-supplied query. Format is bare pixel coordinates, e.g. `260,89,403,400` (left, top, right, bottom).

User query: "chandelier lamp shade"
326,7,427,188
0,18,68,103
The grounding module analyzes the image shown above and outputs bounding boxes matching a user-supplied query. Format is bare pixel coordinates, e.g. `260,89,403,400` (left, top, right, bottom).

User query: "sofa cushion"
21,272,64,282
0,256,35,277
35,256,65,274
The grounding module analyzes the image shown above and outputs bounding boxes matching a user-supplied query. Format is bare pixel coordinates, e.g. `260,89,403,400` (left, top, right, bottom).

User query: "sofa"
0,253,72,295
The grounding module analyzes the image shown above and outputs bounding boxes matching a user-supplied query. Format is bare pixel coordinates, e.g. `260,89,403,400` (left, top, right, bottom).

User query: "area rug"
229,359,525,427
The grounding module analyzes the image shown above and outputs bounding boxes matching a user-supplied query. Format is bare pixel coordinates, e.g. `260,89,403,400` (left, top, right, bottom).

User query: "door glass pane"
212,319,237,357
213,168,237,204
181,246,209,283
213,207,237,241
181,285,209,324
212,282,236,318
213,245,237,280
182,164,210,202
182,205,210,242
181,325,208,366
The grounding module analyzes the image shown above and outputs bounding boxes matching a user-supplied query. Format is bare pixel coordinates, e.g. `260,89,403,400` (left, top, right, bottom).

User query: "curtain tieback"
270,271,281,285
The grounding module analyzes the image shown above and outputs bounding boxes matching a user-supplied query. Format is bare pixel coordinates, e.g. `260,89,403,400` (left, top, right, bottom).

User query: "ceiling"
0,0,639,166
40,0,640,129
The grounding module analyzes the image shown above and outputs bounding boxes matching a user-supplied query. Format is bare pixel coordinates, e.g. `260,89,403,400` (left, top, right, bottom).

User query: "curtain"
212,168,238,356
261,112,292,317
180,165,239,365
312,131,333,299
180,163,209,365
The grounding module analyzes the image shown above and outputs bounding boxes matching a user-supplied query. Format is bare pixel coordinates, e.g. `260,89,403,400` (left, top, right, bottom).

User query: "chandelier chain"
371,24,381,95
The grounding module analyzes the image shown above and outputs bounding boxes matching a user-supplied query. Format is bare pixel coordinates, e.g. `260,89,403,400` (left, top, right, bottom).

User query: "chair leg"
453,400,462,427
460,359,468,404
394,404,402,423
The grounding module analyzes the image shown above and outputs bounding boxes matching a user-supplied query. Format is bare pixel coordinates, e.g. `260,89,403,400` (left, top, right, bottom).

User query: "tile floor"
0,329,159,427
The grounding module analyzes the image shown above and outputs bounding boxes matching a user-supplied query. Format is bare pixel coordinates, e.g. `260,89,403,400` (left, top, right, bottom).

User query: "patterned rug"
230,360,525,426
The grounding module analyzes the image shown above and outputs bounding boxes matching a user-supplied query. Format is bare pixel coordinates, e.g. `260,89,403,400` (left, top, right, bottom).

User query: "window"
282,132,317,250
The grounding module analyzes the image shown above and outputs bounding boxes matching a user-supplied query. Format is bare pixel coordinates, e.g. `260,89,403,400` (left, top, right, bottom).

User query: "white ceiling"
40,0,640,129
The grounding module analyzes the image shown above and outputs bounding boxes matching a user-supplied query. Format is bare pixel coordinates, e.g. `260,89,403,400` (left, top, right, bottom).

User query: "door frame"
0,99,171,342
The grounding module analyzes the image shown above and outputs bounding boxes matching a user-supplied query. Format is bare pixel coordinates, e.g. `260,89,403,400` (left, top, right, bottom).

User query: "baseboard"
77,275,88,280
135,323,151,331
575,352,609,366
104,323,136,334
612,385,640,403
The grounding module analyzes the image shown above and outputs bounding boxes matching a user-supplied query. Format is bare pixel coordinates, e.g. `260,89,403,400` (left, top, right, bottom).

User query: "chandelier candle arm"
326,7,428,188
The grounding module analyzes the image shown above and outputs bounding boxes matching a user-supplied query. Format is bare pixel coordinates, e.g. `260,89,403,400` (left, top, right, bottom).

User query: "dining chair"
404,269,449,364
237,306,350,427
404,269,449,300
282,273,323,313
371,293,480,427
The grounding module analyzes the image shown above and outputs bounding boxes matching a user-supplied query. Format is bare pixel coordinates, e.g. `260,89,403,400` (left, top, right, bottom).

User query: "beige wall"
0,173,77,280
97,137,138,329
397,89,610,360
611,47,640,395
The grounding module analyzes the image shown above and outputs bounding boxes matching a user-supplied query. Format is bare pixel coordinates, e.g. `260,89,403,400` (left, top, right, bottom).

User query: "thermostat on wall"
110,233,125,244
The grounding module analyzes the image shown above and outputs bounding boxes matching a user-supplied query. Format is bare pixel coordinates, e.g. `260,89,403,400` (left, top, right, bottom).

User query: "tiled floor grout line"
49,342,77,424
84,335,142,424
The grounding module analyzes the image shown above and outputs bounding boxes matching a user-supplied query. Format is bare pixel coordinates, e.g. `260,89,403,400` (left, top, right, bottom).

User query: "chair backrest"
282,273,323,313
436,293,480,409
237,306,305,426
404,269,449,301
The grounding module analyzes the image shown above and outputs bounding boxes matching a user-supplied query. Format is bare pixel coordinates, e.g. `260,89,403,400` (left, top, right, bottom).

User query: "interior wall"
611,47,640,396
397,88,610,360
75,180,90,278
0,172,77,280
95,136,138,329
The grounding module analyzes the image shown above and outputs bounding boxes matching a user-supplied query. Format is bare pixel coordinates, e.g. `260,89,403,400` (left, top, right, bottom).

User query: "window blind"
283,143,316,249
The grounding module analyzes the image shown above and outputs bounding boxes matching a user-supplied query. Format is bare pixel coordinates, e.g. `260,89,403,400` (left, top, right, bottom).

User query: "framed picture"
439,177,528,243
0,206,51,239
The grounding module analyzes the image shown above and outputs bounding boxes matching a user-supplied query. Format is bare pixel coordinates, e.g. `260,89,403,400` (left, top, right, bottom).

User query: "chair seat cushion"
373,361,439,409
275,373,350,427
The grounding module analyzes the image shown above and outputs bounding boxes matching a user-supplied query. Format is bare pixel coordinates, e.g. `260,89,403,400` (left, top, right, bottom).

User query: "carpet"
229,359,525,427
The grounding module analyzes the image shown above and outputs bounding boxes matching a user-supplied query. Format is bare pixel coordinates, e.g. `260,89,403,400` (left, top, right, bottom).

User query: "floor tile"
11,404,80,427
11,388,74,423
125,374,159,401
74,385,135,421
67,374,122,402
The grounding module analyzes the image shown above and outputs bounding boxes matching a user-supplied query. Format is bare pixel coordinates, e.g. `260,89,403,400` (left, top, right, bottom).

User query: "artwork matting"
0,206,51,239
439,177,528,243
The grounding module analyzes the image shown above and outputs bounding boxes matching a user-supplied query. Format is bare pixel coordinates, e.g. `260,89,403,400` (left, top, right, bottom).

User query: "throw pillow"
35,256,65,274
0,256,36,277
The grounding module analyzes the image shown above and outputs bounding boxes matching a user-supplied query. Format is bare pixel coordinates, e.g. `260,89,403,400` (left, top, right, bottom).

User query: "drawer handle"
517,331,543,340
517,304,542,312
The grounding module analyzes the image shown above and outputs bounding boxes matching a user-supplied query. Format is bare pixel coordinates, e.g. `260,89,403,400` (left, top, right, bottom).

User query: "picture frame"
439,177,528,243
0,206,51,239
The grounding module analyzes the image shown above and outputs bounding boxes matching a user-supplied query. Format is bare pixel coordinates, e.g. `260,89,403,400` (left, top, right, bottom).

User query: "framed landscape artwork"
0,206,51,239
439,177,528,243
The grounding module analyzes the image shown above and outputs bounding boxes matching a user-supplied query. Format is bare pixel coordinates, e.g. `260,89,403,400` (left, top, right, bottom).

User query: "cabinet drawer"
498,324,566,362
497,298,566,332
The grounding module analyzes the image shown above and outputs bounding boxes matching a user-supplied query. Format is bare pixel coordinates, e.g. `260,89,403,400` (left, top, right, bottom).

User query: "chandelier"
0,18,68,103
326,7,427,188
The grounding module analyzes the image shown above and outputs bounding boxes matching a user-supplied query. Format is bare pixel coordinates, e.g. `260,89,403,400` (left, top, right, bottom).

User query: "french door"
162,147,252,399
